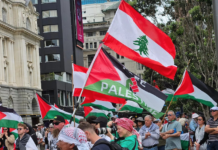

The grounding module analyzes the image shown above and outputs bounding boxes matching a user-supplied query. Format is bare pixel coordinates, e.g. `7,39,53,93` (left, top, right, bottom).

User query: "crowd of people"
0,107,218,150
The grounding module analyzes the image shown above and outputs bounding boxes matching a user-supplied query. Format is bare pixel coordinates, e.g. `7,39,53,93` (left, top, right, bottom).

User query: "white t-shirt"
36,132,43,150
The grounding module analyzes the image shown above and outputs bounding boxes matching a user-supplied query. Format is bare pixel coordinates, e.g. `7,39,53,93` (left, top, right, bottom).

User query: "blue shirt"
189,119,198,131
92,139,111,150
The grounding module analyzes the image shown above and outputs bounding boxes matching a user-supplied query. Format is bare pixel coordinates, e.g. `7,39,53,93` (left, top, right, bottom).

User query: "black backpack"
92,138,137,150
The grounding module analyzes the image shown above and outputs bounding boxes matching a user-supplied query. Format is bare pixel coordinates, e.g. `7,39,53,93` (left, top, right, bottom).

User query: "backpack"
92,138,137,150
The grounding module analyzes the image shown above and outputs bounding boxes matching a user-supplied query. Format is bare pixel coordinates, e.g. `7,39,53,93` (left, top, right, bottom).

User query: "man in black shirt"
78,122,111,150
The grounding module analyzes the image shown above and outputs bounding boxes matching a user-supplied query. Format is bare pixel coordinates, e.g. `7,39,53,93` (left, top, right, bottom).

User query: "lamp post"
212,0,218,72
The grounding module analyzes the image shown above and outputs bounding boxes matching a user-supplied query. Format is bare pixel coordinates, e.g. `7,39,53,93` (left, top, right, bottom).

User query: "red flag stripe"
73,64,88,73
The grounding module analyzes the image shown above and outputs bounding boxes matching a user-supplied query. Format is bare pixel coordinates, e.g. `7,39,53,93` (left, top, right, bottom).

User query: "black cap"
54,115,65,123
92,116,108,128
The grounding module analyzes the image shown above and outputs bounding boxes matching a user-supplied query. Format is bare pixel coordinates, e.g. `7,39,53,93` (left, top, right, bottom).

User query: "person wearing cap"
53,115,65,131
205,107,218,150
190,113,199,133
136,117,144,132
92,117,111,142
160,110,182,150
57,127,89,150
139,115,160,150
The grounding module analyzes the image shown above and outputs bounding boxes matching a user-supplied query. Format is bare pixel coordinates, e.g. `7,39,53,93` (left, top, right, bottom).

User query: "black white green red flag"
74,47,167,118
0,106,23,128
36,94,83,127
102,0,177,80
174,70,218,107
83,106,112,119
119,100,143,113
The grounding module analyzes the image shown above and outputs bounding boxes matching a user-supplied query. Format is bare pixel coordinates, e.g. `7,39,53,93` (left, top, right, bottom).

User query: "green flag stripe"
82,103,116,112
120,105,143,113
0,119,22,128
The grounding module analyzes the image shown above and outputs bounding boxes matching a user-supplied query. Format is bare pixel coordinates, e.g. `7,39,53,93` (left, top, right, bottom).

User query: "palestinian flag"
36,94,84,127
74,47,167,118
119,100,143,113
180,133,189,150
102,0,177,80
81,97,117,112
162,88,177,101
0,106,23,128
174,70,218,107
84,106,112,119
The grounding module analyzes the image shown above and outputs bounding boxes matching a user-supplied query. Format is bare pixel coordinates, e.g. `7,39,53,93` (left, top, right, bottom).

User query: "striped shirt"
207,117,218,141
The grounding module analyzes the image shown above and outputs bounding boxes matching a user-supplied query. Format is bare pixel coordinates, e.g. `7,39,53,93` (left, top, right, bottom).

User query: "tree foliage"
132,0,217,119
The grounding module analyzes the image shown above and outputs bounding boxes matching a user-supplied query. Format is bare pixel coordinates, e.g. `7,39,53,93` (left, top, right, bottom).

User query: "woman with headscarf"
107,118,140,150
0,128,15,150
57,127,89,150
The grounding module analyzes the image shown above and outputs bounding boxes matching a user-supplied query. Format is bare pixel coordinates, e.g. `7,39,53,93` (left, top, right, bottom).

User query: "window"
58,90,65,106
31,0,38,4
38,27,40,34
67,92,72,106
121,56,124,59
87,32,93,37
94,42,97,48
88,54,95,66
116,53,120,59
90,43,93,48
2,40,6,56
93,19,95,22
66,73,72,82
45,54,60,62
42,10,57,18
82,11,86,14
121,63,125,66
44,39,59,47
42,0,56,3
42,94,50,103
82,17,86,20
85,43,88,49
137,63,143,70
39,56,42,63
2,8,7,22
26,18,31,30
43,25,58,33
100,31,107,36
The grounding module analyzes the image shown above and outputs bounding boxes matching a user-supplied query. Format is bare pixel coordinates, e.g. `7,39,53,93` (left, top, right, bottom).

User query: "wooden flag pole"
161,60,191,123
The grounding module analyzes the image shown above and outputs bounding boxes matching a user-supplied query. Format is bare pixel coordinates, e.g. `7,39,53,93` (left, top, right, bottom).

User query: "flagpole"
70,44,103,124
161,60,191,122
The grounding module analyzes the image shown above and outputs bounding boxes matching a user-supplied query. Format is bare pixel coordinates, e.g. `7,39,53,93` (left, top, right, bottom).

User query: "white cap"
210,107,218,111
192,113,199,119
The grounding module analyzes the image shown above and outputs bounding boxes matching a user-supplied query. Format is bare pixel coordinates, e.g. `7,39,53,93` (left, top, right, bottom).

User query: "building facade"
0,0,43,125
82,1,145,78
32,0,83,112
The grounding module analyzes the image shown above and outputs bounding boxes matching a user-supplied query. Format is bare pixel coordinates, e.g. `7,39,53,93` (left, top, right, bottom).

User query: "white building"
0,0,43,125
82,1,145,77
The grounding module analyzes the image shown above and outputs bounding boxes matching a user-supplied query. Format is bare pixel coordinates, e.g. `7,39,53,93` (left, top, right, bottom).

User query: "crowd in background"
0,107,218,150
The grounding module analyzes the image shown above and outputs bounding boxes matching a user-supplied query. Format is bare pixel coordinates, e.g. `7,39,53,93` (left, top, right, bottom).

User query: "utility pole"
212,0,218,73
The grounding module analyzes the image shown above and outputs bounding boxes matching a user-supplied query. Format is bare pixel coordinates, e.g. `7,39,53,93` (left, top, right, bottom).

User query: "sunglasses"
3,129,8,131
167,114,173,116
17,128,23,131
211,110,217,112
53,122,61,125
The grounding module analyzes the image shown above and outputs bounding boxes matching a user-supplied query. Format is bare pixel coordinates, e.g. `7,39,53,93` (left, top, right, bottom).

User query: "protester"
190,113,199,133
129,116,136,123
0,128,15,150
160,110,182,150
193,115,208,150
45,123,54,150
205,107,218,150
154,120,165,150
136,117,144,132
78,122,111,150
33,126,43,150
25,123,38,146
178,118,188,133
92,116,111,141
79,118,86,124
16,123,37,150
56,127,89,150
107,118,139,150
37,123,45,150
139,115,160,150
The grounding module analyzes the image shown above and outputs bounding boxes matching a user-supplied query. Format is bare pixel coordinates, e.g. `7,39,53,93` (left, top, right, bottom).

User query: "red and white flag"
103,0,177,80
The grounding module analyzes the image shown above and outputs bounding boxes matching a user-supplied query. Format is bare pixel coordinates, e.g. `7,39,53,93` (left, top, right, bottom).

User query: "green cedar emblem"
133,35,149,57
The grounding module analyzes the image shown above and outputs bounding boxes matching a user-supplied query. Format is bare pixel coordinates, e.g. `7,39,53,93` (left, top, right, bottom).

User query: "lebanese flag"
83,106,112,119
0,106,23,129
36,94,83,127
76,46,167,118
103,0,177,80
174,70,218,107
